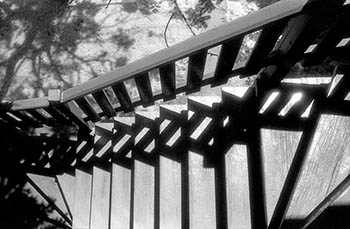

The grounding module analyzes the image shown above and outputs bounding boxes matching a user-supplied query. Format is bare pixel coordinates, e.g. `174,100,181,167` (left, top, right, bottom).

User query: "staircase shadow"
283,205,350,229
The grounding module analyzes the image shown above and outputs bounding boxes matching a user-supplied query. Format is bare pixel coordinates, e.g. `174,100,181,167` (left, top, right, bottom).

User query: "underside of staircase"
1,0,350,228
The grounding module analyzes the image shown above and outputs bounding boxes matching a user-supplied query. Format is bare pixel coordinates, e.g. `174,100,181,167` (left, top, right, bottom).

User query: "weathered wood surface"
56,172,75,218
287,115,350,218
90,166,110,229
110,163,132,229
73,169,92,229
159,156,182,229
27,173,71,222
133,160,155,229
189,152,216,229
261,129,301,223
225,144,251,229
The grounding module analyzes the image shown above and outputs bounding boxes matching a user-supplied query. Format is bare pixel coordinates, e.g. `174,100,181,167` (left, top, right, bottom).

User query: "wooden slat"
186,49,208,94
112,83,134,113
159,63,176,101
241,20,287,77
134,73,154,107
92,90,116,118
62,0,309,102
212,36,244,86
75,97,100,122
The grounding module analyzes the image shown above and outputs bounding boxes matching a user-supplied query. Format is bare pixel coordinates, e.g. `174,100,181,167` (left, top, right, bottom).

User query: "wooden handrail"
61,0,308,103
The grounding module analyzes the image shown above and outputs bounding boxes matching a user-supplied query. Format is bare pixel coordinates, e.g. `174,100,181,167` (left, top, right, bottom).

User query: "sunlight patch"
166,128,181,147
259,91,279,114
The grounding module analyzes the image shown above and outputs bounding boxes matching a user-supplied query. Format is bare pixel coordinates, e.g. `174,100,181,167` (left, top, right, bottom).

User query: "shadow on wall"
0,173,69,229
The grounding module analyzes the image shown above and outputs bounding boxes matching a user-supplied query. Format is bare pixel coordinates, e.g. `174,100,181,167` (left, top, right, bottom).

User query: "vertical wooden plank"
159,156,182,229
75,97,100,122
133,160,155,229
189,152,216,229
73,169,92,229
112,83,134,113
92,90,116,118
134,73,154,107
159,63,176,101
90,166,111,229
261,130,301,223
268,109,320,229
110,163,132,229
225,145,251,229
186,49,208,94
212,36,244,86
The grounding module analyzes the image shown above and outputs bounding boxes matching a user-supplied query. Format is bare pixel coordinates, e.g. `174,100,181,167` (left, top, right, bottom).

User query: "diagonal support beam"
300,173,350,229
268,104,320,229
26,175,72,226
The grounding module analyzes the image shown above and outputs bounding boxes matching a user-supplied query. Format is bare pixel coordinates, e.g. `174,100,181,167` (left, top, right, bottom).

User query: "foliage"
0,0,134,101
0,0,281,103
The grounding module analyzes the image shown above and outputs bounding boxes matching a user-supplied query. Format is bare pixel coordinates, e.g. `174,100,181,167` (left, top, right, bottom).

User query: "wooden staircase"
1,0,350,228
23,75,350,228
